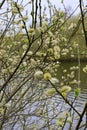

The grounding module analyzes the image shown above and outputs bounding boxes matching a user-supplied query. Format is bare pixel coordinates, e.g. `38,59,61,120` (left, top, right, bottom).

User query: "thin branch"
0,15,14,44
79,0,87,47
75,103,87,130
31,0,34,28
0,0,6,9
49,80,81,117
39,0,42,27
34,0,38,29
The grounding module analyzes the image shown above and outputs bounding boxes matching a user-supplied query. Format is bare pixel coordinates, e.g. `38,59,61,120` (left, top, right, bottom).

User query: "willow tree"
0,0,87,130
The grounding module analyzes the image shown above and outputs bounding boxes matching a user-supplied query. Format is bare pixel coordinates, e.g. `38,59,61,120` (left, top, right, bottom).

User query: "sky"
42,0,87,15
0,0,87,25
0,0,87,15
48,0,87,8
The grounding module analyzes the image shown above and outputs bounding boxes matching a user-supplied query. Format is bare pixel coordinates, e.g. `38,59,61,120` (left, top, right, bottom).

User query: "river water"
58,61,87,89
58,61,87,105
56,61,87,130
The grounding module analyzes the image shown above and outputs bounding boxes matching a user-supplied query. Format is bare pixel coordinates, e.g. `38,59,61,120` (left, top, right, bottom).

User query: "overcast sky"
42,0,87,15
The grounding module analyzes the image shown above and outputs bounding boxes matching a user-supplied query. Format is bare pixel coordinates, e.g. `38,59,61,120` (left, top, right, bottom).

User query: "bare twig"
31,0,34,28
34,0,38,28
0,15,14,44
39,0,42,27
75,103,87,130
0,0,6,9
49,80,81,117
79,0,87,47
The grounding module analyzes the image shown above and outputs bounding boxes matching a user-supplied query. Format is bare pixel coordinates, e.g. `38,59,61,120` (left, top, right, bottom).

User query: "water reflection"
57,61,87,107
58,61,87,89
57,61,87,129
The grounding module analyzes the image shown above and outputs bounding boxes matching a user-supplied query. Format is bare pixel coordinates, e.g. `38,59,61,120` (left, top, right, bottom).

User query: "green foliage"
74,87,81,97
